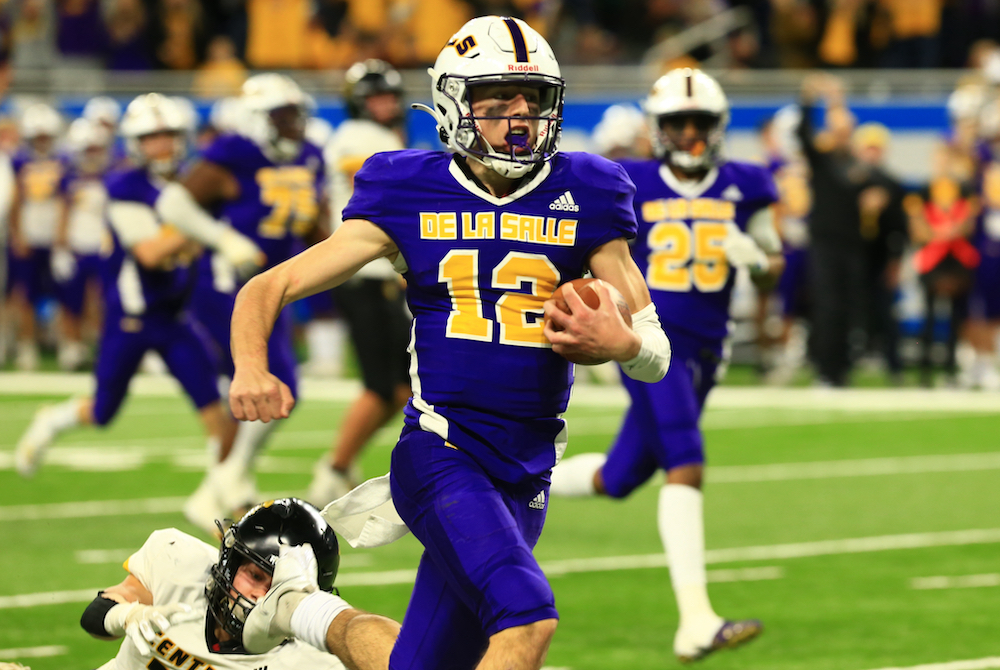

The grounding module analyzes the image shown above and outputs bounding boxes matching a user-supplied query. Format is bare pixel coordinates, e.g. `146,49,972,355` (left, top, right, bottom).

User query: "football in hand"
546,278,632,365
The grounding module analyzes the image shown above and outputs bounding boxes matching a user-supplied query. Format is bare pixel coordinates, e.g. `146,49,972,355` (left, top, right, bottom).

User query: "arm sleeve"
796,101,821,163
341,155,390,223
584,162,639,256
107,201,161,249
747,206,782,254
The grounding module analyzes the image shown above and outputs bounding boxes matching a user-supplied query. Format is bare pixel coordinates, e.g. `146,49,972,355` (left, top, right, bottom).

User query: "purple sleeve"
342,155,390,223
200,134,251,172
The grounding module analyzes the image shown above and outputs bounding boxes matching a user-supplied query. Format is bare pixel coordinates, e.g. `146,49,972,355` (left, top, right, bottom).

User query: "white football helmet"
592,104,647,157
120,93,189,176
209,96,249,134
305,117,334,148
66,118,111,173
171,96,200,134
417,15,565,179
83,96,123,128
644,68,729,172
241,73,312,162
20,103,64,140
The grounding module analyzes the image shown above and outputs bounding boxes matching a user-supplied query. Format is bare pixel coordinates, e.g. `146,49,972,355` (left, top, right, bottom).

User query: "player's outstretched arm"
81,573,198,654
230,218,397,422
155,162,263,277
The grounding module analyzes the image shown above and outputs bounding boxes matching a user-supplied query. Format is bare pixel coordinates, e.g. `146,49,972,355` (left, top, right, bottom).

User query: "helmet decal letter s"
454,35,478,56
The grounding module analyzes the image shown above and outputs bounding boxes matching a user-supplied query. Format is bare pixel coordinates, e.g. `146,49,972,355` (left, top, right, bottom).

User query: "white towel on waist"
320,472,410,548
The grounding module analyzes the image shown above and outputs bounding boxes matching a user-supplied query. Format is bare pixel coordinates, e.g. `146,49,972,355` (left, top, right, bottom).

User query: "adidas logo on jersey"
549,191,580,212
529,490,546,510
722,184,743,201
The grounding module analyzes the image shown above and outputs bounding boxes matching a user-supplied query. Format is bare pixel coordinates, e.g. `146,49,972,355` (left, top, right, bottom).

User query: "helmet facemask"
655,111,725,174
205,527,275,649
432,72,564,179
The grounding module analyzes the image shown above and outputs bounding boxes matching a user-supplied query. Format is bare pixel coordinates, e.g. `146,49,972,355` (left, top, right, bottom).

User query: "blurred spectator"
770,0,820,67
853,122,907,382
905,173,979,386
193,35,247,97
878,0,943,68
798,74,868,386
245,0,312,68
105,0,153,70
152,0,209,70
56,0,107,64
11,0,54,69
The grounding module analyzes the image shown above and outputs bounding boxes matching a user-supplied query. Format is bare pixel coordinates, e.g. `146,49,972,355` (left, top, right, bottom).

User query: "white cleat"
14,406,60,478
306,460,361,509
183,477,227,539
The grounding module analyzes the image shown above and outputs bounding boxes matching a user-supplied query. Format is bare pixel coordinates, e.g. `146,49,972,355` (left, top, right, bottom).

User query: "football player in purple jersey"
551,69,785,662
55,117,114,371
224,16,671,670
156,73,329,534
6,103,68,370
14,94,237,485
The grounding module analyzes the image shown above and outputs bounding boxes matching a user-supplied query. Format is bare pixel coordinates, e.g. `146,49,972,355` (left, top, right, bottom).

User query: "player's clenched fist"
230,368,295,422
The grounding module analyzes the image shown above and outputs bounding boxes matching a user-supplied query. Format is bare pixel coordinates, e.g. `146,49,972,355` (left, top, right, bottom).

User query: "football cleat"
183,476,227,538
306,460,361,509
675,619,763,663
14,406,60,478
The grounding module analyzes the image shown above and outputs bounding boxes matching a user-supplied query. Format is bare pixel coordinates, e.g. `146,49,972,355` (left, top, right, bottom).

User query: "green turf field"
1,379,998,670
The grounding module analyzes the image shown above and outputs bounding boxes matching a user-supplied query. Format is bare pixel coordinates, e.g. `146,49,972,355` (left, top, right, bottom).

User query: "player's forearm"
155,181,231,248
132,230,192,269
751,253,785,290
232,269,287,370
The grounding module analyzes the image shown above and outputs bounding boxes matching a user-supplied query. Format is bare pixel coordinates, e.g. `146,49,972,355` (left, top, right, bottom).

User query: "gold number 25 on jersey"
647,221,729,292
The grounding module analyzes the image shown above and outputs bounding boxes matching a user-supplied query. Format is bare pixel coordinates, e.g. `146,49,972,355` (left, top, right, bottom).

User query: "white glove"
51,247,77,283
243,544,318,654
105,602,200,656
722,222,769,273
219,228,264,280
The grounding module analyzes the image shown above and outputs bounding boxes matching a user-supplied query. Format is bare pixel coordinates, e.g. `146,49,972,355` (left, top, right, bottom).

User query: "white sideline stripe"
910,573,1000,590
6,372,1000,411
864,657,1000,670
0,645,68,659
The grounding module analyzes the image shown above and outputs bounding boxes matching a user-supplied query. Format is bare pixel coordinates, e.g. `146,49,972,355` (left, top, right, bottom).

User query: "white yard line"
5,371,1000,411
709,452,1000,483
0,645,68,659
74,548,374,568
863,657,1000,670
6,528,1000,609
910,574,1000,590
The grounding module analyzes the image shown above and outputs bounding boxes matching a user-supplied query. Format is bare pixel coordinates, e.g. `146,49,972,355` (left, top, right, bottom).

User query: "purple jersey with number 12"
344,150,637,483
619,159,779,342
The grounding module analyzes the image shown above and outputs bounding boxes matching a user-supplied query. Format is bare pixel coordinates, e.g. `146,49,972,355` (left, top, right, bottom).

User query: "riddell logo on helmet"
507,64,540,72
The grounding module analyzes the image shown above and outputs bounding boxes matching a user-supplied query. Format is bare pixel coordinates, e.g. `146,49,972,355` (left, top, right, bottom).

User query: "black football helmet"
205,498,340,648
344,59,404,124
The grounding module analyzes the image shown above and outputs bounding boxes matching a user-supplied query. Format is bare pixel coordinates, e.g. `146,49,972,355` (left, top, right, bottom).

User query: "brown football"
546,278,633,365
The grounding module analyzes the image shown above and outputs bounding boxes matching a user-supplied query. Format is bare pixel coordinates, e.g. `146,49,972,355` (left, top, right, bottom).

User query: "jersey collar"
658,162,719,199
448,156,552,206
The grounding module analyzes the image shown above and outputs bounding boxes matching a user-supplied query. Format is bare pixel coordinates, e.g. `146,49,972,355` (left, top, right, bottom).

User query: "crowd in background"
0,0,999,77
